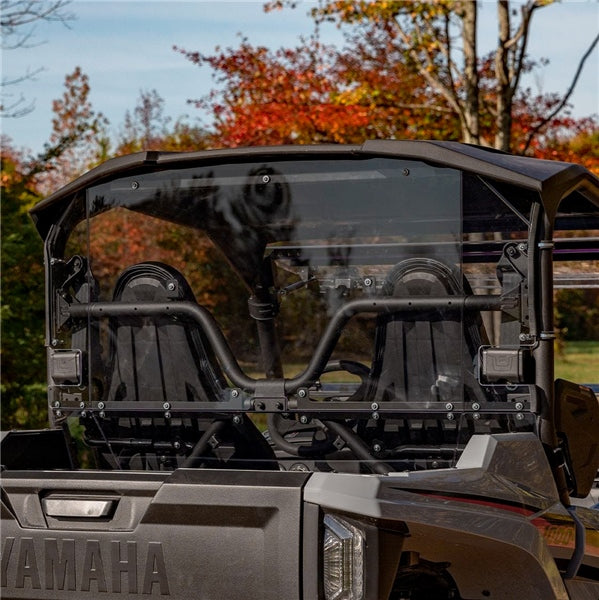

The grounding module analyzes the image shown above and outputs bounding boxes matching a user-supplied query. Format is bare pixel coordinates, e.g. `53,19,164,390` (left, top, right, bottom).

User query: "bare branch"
1,0,74,118
521,32,599,153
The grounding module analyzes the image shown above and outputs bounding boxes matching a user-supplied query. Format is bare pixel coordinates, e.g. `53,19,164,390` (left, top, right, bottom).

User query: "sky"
2,0,598,157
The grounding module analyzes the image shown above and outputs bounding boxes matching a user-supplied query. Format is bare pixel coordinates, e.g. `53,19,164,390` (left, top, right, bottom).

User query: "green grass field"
554,340,599,384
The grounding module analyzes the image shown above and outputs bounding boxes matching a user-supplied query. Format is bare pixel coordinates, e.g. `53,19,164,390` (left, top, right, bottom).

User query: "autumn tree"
33,67,109,195
116,89,210,154
175,33,459,147
179,1,597,155
302,0,598,151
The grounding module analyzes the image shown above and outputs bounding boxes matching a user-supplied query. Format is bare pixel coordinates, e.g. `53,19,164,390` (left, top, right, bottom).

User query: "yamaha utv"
2,140,599,599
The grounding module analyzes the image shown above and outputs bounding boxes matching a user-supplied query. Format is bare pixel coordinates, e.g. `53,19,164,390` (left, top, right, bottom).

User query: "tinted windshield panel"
87,159,462,285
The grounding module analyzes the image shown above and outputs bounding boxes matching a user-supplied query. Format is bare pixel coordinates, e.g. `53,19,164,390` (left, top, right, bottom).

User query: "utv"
2,140,598,599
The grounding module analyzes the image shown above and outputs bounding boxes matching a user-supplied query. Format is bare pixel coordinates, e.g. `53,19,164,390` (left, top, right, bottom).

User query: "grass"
554,340,599,384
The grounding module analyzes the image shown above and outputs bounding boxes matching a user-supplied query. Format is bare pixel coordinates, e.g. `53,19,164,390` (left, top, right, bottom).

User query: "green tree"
1,144,47,429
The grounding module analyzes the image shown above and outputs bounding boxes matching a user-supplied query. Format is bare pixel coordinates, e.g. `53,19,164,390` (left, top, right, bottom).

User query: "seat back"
85,262,276,470
370,258,486,405
106,261,225,404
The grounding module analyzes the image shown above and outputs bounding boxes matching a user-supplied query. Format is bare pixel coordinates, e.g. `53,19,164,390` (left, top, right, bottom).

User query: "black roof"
30,140,599,240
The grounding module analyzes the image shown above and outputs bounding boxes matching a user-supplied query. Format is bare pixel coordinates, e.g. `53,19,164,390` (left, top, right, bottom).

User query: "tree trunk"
495,0,513,151
460,0,480,145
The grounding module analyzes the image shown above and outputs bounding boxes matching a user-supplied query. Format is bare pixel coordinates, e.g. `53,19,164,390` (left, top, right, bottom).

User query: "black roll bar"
67,294,505,394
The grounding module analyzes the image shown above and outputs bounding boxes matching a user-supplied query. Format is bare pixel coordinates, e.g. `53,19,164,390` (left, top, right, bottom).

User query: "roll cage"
31,141,599,499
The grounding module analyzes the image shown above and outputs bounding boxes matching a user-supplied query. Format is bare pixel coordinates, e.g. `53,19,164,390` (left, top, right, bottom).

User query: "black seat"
370,258,486,405
106,261,225,405
84,262,276,470
357,258,489,455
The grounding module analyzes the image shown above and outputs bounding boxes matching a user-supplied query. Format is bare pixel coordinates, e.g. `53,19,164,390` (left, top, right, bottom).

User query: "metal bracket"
253,379,287,411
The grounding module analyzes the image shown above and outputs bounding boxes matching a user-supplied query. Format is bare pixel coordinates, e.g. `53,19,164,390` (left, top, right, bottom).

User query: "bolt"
80,411,87,418
233,415,242,425
51,339,59,347
163,402,171,410
98,402,105,410
402,168,410,176
166,282,176,292
298,389,307,398
79,401,85,409
300,415,310,424
473,412,481,420
55,410,62,417
231,389,239,398
364,277,373,287
371,412,380,420
53,400,61,408
472,402,480,411
173,441,181,450
373,443,382,453
518,243,527,252
99,411,105,418
50,258,57,265
515,402,524,411
445,403,453,411
447,413,455,421
164,411,172,419
371,402,379,411
131,181,139,190
262,174,270,184
516,412,525,421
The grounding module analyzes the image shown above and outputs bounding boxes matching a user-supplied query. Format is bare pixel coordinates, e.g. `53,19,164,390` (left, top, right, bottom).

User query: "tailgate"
1,469,309,599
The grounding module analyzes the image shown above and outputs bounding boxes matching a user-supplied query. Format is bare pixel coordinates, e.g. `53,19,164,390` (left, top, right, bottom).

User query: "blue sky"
2,0,598,156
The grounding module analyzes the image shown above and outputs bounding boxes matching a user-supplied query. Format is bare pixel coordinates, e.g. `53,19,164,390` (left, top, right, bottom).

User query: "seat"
84,262,276,470
370,258,486,405
357,258,489,455
106,261,225,405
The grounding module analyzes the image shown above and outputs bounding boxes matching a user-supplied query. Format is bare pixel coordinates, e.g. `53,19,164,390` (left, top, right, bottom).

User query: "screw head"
166,282,176,292
163,402,171,410
516,412,525,421
261,174,270,184
131,181,139,190
233,415,242,425
371,412,380,420
445,403,453,411
472,402,480,411
515,402,524,411
298,389,307,398
371,402,379,411
164,411,172,419
299,415,309,424
231,389,239,398
97,402,105,410
447,413,455,421
364,277,373,287
473,412,481,420
99,411,105,418
373,443,382,453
